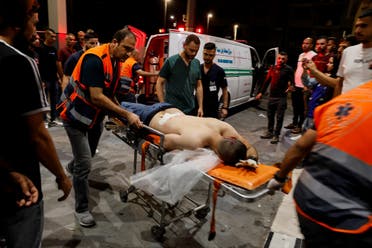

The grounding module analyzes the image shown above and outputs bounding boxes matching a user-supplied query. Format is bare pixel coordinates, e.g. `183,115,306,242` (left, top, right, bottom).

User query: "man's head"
111,28,136,61
217,138,247,165
355,9,372,46
0,0,39,51
183,34,201,61
202,42,216,65
276,51,288,66
326,37,338,54
65,33,76,48
84,31,99,51
44,28,57,46
77,30,85,44
315,36,328,54
301,37,313,52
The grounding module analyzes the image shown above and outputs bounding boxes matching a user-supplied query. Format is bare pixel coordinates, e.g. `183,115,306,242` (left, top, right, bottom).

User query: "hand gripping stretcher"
105,118,292,241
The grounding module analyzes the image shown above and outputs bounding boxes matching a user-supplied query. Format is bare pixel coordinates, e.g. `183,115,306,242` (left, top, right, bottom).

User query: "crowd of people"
1,0,372,247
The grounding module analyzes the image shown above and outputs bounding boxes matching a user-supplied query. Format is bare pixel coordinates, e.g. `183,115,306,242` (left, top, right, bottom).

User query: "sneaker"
270,136,279,144
48,121,58,127
284,123,296,129
291,127,302,134
260,132,273,139
75,211,96,228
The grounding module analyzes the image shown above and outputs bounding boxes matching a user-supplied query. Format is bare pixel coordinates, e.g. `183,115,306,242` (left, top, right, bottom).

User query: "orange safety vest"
294,80,372,234
119,56,137,94
57,43,121,129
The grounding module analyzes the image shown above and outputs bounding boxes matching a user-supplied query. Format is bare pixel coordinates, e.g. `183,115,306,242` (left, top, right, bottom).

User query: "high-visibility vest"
57,43,121,129
294,80,372,234
119,56,137,94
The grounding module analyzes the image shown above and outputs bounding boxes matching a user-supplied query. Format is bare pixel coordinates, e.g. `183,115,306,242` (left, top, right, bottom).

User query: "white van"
141,29,278,109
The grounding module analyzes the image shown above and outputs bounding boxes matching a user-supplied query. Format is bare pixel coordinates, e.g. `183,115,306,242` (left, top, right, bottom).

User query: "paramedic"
120,102,258,165
58,28,142,228
267,79,372,247
200,42,229,119
155,34,204,116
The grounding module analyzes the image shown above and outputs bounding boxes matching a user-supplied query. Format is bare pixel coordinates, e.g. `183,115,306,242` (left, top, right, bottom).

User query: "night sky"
37,0,354,67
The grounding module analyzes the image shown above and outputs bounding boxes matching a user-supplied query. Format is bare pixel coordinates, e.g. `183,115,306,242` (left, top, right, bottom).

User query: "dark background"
37,0,362,68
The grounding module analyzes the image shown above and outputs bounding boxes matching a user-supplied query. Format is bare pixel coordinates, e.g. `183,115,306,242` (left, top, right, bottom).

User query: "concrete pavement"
40,98,302,248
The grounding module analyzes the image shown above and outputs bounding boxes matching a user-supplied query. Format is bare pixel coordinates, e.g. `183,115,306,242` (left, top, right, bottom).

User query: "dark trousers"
267,97,287,136
291,87,305,127
44,79,59,121
298,213,372,248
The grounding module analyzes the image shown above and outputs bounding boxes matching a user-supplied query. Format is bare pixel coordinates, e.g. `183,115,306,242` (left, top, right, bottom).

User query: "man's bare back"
149,108,242,152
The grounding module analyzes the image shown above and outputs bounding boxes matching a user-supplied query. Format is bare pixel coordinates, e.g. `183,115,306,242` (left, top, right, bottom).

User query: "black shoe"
291,127,302,134
48,121,58,127
284,123,296,129
270,136,279,144
260,132,273,139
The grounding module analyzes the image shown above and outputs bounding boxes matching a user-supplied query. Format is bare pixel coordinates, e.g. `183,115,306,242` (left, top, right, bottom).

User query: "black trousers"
267,97,287,136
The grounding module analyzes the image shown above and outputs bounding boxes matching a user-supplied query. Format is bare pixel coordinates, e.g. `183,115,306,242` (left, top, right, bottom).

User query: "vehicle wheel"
195,206,210,219
151,225,165,241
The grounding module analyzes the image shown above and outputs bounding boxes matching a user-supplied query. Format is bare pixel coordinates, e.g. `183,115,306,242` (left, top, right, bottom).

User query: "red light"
195,27,203,33
159,28,166,33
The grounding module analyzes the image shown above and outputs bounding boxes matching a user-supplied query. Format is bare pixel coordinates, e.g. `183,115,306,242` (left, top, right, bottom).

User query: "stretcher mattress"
207,163,279,190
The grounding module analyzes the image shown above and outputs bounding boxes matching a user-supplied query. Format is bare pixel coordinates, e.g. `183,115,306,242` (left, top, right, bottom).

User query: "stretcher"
105,118,291,241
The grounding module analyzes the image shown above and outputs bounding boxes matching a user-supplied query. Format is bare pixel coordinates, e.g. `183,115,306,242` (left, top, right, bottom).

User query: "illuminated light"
159,28,166,33
178,26,185,32
195,27,203,33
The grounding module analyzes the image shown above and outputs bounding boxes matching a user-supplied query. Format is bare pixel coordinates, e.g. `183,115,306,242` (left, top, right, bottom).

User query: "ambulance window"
250,48,260,68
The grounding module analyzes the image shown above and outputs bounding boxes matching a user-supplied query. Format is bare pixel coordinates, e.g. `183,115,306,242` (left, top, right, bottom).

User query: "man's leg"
88,121,103,157
3,200,44,248
64,124,95,227
274,97,287,137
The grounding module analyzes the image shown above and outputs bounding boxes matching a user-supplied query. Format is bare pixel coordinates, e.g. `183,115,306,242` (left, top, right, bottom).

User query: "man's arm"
155,76,166,102
89,87,142,128
304,59,340,88
267,129,317,191
195,79,203,117
26,112,72,201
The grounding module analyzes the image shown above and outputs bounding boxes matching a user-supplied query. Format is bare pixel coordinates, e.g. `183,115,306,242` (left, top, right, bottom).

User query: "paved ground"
40,98,299,248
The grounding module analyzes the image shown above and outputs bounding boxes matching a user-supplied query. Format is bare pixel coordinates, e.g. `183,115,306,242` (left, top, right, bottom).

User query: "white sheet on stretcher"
130,148,220,204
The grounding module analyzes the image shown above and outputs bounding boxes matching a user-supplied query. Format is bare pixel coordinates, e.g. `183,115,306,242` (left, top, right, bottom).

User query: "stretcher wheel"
119,190,129,202
195,207,210,219
151,225,165,241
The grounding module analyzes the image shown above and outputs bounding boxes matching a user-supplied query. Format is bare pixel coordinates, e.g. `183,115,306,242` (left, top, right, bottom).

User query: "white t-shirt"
294,50,317,87
337,43,372,93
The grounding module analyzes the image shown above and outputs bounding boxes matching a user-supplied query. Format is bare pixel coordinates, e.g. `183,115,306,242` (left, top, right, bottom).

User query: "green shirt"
159,54,201,114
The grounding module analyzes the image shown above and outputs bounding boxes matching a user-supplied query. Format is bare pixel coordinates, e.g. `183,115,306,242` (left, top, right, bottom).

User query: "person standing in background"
200,42,229,119
256,51,295,144
156,34,203,116
285,37,316,134
36,28,63,127
0,1,72,247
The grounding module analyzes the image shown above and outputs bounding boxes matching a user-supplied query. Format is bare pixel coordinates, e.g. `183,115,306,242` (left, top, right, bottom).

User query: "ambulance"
141,29,278,109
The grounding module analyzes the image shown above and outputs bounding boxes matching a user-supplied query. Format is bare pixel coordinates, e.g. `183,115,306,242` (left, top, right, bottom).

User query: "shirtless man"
120,102,258,165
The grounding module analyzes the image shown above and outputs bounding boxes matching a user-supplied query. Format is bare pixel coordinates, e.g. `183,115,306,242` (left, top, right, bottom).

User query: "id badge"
209,85,217,91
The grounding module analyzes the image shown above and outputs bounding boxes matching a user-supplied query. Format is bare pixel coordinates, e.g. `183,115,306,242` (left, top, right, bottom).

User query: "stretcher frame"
105,119,276,241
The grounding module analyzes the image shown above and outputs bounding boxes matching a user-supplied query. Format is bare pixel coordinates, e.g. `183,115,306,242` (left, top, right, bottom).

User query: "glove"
267,178,285,195
235,159,259,170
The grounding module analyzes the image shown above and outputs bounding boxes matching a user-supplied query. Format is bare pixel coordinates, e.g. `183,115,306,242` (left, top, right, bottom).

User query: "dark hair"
345,34,358,46
184,34,200,45
113,28,136,43
204,42,216,50
279,51,288,56
0,0,39,32
84,31,98,41
359,8,372,18
217,138,247,165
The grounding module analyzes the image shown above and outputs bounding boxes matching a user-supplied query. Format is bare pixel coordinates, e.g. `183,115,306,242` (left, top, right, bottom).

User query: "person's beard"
13,30,32,55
